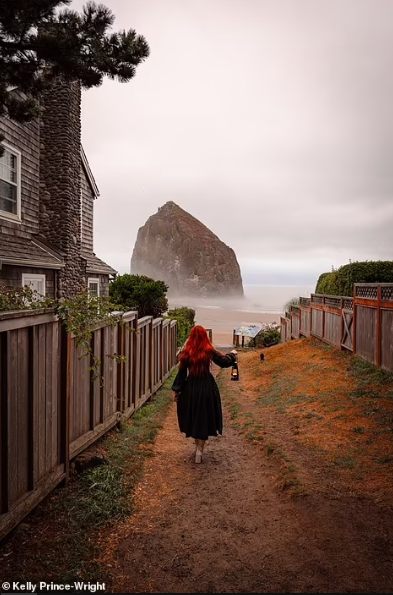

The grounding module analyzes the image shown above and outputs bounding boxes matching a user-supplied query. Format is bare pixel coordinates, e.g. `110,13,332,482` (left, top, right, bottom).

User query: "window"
0,144,21,219
22,273,46,297
88,278,100,297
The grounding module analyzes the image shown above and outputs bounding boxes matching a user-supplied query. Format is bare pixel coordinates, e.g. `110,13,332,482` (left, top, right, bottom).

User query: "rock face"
131,202,244,298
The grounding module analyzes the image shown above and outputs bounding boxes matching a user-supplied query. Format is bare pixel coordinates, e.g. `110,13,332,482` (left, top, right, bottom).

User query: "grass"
1,372,177,588
334,456,357,469
267,443,275,455
219,337,393,504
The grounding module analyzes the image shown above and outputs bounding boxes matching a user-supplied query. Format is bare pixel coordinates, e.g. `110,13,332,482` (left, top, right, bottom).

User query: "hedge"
165,307,195,348
315,261,393,297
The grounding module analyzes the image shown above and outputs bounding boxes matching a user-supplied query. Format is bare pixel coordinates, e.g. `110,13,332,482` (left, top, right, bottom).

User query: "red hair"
180,325,217,376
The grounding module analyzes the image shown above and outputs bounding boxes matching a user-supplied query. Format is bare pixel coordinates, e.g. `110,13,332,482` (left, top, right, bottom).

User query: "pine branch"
0,0,150,129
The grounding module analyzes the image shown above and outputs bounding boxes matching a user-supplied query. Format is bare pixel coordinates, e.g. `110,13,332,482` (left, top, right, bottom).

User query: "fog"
69,0,393,287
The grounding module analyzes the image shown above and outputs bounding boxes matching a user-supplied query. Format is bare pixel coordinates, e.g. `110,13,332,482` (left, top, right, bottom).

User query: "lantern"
231,360,239,381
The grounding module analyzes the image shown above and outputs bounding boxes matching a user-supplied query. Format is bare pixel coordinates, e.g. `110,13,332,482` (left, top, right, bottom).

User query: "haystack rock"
131,201,244,298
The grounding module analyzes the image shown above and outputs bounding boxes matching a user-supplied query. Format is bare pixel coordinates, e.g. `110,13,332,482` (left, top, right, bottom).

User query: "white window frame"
22,273,46,297
88,277,100,297
0,142,22,222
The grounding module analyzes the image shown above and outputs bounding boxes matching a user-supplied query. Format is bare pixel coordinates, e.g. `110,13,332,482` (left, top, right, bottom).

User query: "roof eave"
81,146,100,198
0,258,65,270
86,267,117,276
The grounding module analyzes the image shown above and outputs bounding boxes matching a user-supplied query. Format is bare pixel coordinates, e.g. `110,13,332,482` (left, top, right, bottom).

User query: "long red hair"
180,325,216,376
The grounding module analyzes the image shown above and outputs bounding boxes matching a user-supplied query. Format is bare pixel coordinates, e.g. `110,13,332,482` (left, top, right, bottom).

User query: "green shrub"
109,274,168,318
249,324,281,348
165,307,195,348
315,261,393,296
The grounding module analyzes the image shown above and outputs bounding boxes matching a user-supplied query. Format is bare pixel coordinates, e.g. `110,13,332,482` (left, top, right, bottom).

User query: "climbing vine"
56,289,127,381
0,285,128,384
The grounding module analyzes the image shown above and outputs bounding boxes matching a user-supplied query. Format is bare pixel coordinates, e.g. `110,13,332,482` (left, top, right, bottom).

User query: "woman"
171,325,238,463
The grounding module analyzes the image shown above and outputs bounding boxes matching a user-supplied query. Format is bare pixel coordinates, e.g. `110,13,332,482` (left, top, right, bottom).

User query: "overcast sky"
72,0,393,286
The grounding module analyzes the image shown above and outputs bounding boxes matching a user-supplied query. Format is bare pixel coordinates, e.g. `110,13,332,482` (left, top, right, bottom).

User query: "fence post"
60,323,71,484
149,319,154,394
340,298,344,350
175,323,178,364
27,325,35,491
169,323,172,370
89,333,95,430
376,285,382,368
1,330,9,510
158,320,163,384
353,286,357,356
173,323,177,367
117,317,125,412
133,318,140,407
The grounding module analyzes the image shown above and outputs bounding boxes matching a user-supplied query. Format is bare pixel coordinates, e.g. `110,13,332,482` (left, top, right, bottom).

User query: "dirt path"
104,364,393,593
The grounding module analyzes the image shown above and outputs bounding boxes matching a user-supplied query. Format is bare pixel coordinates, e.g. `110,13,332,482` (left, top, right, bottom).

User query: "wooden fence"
0,309,178,541
280,283,393,372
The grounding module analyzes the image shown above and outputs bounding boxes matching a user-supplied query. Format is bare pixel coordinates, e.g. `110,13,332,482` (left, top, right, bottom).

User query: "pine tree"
0,0,150,148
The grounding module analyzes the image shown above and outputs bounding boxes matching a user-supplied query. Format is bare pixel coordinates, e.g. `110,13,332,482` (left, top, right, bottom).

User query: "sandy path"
107,366,393,594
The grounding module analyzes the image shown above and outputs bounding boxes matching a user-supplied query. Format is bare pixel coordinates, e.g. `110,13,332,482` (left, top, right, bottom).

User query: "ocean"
168,284,315,315
167,284,315,346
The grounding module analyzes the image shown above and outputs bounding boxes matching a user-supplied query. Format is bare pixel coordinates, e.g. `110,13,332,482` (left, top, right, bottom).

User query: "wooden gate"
341,298,354,351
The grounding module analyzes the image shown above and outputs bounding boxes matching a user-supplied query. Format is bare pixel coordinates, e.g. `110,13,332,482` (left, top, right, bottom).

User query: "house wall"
99,274,110,297
0,265,56,299
81,167,94,253
39,79,85,299
87,274,110,297
0,96,40,238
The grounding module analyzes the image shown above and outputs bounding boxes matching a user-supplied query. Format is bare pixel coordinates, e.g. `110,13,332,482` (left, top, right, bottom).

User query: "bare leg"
195,439,204,463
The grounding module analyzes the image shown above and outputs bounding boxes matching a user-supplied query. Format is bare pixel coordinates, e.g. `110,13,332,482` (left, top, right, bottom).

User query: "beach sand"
192,306,280,347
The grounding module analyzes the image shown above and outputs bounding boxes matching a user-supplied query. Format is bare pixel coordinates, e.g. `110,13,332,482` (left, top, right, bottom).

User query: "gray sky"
73,0,393,286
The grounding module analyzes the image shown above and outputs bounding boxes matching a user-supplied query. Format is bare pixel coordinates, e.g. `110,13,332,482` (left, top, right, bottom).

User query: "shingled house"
0,79,116,300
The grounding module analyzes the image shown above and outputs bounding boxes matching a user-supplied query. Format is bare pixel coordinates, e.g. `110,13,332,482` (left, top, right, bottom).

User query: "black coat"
171,350,236,440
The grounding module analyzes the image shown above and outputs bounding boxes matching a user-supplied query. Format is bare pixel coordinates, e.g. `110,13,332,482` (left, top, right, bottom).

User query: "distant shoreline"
166,284,313,346
167,303,280,347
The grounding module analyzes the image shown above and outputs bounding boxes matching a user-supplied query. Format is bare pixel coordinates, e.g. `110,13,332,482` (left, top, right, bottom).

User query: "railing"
0,309,178,542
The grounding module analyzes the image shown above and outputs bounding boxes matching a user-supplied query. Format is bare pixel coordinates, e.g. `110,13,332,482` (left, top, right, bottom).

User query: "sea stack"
131,201,244,298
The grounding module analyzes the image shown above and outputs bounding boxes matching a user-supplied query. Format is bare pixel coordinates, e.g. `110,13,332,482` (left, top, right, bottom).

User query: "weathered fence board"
299,303,311,337
280,317,286,342
355,305,377,365
324,311,341,347
0,308,178,542
122,312,138,418
381,309,393,372
291,307,300,339
311,307,323,338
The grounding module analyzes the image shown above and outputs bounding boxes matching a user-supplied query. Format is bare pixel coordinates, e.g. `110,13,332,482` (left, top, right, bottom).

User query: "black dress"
171,350,236,440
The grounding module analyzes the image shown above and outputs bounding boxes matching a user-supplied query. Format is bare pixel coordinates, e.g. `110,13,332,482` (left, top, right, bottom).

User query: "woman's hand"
173,392,179,402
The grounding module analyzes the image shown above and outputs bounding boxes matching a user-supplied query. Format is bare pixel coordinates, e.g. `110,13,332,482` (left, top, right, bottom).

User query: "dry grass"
219,337,393,504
